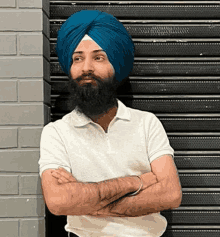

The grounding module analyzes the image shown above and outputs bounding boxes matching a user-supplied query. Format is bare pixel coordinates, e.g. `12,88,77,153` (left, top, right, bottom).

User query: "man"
39,10,182,237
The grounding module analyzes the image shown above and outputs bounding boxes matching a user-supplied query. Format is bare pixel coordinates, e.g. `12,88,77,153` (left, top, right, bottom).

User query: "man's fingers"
51,170,70,183
51,168,76,182
58,167,76,181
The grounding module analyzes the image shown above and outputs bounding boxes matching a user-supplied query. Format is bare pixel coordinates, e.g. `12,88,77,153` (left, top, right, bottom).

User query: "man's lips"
81,79,93,83
79,77,97,85
83,77,93,80
81,75,95,80
81,77,94,81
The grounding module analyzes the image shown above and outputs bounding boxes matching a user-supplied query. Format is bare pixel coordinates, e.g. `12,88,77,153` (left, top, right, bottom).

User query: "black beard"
68,73,119,118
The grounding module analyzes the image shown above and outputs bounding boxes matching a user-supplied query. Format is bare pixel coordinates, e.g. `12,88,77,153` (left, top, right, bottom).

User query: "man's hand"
51,167,76,184
88,172,158,217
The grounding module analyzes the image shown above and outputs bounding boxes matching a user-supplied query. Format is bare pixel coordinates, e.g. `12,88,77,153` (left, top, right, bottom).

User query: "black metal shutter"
49,1,220,236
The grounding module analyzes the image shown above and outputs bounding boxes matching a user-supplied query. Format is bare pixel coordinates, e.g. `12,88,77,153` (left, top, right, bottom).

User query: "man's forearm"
89,176,182,217
56,174,140,216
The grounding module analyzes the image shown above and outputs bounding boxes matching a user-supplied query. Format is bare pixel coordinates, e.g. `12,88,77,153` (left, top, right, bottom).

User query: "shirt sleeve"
146,113,174,163
38,122,72,178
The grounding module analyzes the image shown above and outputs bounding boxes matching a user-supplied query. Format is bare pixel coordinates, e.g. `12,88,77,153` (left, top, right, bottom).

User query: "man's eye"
73,57,82,62
95,56,104,61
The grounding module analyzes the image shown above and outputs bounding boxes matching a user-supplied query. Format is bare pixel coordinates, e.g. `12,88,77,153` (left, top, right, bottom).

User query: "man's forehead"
80,34,95,42
74,34,103,53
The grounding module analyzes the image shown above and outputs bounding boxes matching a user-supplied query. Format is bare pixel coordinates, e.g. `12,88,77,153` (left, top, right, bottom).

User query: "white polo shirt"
39,99,174,237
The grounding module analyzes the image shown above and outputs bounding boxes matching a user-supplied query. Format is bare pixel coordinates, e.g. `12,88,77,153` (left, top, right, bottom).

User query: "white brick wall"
0,1,50,236
0,34,17,55
0,0,16,8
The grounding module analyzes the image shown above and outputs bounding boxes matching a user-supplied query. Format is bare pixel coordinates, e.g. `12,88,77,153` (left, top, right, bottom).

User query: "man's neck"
90,105,118,132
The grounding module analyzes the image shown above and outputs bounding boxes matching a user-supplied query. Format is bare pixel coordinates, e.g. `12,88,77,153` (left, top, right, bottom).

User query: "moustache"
76,73,102,83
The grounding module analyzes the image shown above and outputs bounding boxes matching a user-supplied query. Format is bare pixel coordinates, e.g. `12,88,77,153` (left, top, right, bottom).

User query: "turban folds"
56,10,135,83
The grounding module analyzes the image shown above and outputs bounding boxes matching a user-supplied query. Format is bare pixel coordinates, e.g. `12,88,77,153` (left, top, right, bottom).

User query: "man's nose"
82,58,94,72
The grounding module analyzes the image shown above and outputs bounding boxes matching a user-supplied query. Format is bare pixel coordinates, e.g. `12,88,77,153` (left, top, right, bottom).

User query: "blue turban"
56,10,134,83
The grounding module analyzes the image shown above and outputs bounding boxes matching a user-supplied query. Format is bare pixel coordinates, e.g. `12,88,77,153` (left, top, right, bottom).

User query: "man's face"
68,39,118,117
70,39,115,85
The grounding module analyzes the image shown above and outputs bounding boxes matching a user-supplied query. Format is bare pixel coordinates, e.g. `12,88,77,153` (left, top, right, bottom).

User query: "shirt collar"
115,99,131,121
71,99,131,127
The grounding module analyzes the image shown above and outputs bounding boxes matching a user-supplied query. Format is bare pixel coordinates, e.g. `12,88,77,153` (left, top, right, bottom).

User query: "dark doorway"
45,205,68,237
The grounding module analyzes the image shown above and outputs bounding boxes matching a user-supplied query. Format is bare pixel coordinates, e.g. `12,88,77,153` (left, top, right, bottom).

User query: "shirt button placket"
106,134,112,153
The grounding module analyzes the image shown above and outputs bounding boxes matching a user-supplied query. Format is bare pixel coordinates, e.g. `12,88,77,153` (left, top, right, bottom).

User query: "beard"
68,72,119,118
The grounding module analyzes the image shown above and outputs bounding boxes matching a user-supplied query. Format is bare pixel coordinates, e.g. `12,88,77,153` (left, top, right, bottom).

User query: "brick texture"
19,127,43,148
0,175,19,194
43,11,50,38
0,0,16,8
0,11,43,31
0,104,45,125
0,128,17,148
0,220,19,236
44,81,51,105
20,175,42,194
19,33,50,61
19,33,43,55
43,56,50,82
19,0,49,18
0,150,40,172
0,80,17,101
0,34,16,55
0,57,44,78
20,218,45,237
19,80,44,102
0,1,50,236
43,33,50,61
0,197,45,217
19,0,43,8
19,80,51,103
42,0,49,18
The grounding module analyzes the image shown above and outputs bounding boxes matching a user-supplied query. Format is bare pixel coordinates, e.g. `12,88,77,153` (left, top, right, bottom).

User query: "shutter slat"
50,42,220,57
50,5,220,19
50,61,220,76
51,23,220,38
161,210,220,224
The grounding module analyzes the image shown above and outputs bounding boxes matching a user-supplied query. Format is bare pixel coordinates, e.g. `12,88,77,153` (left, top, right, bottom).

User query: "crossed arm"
41,155,182,217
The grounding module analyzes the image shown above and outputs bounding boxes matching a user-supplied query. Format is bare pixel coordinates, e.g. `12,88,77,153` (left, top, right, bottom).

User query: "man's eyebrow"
73,49,106,54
